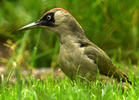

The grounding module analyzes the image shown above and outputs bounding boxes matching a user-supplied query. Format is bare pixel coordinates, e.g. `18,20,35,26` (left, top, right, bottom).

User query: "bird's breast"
58,42,97,80
59,42,84,69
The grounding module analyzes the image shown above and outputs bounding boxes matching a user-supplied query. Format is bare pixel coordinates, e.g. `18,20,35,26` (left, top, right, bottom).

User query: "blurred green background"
0,0,139,67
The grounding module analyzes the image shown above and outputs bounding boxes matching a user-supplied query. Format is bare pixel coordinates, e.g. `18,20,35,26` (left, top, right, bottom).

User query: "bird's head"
19,8,84,35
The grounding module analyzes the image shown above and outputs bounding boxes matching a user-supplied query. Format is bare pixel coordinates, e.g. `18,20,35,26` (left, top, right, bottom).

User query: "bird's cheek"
54,18,64,25
50,28,60,33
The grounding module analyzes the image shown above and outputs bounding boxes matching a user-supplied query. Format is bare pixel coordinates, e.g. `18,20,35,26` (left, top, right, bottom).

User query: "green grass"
0,74,138,100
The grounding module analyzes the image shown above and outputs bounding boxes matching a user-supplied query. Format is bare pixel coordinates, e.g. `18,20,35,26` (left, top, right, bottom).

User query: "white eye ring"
47,15,51,20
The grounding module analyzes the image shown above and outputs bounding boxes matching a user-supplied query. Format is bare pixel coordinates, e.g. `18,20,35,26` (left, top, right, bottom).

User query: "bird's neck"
60,31,86,45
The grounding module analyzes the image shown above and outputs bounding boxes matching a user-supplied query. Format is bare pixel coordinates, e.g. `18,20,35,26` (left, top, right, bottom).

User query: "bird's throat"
59,32,85,45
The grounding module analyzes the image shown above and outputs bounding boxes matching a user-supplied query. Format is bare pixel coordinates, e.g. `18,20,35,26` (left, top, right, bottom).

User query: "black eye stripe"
41,12,54,21
40,12,55,27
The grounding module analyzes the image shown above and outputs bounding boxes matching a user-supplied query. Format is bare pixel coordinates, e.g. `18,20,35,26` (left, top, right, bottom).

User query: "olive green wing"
84,45,131,84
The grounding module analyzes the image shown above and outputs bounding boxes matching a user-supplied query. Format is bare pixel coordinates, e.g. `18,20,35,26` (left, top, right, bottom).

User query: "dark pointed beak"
18,20,41,31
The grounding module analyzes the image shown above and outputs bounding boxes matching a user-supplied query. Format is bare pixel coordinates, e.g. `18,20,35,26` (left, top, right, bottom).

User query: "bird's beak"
18,20,41,31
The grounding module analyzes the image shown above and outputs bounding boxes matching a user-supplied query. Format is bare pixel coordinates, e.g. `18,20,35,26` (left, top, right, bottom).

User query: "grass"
0,73,139,100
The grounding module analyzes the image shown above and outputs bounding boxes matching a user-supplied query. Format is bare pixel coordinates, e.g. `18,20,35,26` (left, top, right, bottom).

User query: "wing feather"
84,43,131,84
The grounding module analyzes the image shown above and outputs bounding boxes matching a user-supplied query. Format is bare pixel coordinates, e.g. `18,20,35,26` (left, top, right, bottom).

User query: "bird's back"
58,34,131,84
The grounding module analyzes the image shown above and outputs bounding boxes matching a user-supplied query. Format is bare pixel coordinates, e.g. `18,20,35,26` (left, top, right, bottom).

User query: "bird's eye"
47,15,51,20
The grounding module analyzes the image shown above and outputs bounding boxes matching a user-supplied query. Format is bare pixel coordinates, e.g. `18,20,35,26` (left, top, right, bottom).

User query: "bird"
19,8,132,84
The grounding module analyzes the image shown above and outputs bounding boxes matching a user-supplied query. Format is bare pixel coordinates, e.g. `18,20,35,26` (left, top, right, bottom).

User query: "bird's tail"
112,66,132,85
121,73,132,85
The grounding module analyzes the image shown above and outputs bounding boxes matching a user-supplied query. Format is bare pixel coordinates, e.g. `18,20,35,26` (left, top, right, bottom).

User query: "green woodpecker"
19,8,131,84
